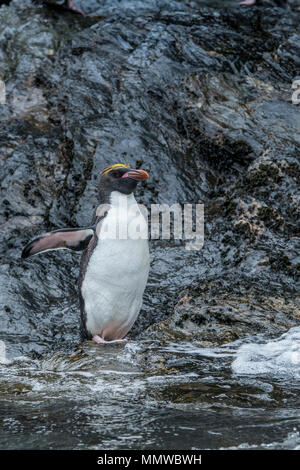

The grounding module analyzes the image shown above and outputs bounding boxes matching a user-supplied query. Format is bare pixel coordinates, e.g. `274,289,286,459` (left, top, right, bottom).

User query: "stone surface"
0,1,299,355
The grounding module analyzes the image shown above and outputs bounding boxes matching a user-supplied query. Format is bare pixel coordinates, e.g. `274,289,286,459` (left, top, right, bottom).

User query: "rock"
141,281,300,345
0,1,299,355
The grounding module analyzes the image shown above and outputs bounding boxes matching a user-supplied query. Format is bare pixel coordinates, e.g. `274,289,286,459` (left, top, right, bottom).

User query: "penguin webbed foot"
43,1,85,16
239,0,258,5
239,0,288,5
92,335,128,345
65,0,85,16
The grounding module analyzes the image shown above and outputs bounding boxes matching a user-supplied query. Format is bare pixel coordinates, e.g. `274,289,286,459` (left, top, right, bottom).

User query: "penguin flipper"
21,227,94,259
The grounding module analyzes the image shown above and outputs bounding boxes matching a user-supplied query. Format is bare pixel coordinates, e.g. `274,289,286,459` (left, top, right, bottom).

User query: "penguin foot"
92,335,127,344
239,0,257,5
65,0,85,16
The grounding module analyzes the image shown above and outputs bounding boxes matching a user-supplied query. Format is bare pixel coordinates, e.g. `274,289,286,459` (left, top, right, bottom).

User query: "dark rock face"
142,282,300,345
0,1,299,355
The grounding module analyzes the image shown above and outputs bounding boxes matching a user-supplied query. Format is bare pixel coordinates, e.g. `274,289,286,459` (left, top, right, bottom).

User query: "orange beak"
122,169,149,181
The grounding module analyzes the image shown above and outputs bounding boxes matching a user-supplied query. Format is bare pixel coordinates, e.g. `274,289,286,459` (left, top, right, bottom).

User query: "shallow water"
1,328,299,449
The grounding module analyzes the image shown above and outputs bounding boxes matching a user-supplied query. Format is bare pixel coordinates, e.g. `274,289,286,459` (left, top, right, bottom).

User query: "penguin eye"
114,171,122,178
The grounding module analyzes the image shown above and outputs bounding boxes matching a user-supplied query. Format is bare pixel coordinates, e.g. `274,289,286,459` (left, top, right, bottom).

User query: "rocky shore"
0,1,299,355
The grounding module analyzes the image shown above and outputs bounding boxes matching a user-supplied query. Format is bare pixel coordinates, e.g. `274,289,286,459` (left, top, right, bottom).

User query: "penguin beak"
122,169,149,181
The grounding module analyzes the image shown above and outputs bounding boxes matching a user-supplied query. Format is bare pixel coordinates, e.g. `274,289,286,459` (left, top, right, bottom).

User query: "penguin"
0,1,86,16
42,0,85,16
239,0,288,6
22,164,150,344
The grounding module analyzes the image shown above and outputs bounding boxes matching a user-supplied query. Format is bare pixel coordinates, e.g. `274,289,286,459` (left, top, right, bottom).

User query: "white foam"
232,327,300,379
220,430,300,450
158,341,239,357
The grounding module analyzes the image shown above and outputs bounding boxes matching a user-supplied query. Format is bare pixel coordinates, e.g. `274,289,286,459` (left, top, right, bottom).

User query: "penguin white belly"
81,193,149,340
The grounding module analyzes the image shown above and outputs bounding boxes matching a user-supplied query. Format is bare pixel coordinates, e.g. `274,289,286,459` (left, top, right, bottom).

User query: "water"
232,327,300,379
0,328,299,449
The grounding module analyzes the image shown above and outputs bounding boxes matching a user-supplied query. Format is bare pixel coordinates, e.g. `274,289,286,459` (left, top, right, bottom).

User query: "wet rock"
142,282,300,345
0,1,299,355
150,380,277,408
0,380,33,395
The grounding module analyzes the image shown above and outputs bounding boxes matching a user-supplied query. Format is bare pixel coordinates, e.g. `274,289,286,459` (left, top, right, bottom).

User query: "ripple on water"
0,334,299,449
220,430,300,450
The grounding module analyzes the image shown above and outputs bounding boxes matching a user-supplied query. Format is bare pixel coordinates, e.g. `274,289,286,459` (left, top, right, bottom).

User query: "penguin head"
99,164,149,198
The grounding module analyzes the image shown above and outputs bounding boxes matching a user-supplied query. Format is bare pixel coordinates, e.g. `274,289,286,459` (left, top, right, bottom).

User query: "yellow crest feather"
101,163,131,176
